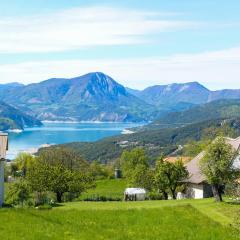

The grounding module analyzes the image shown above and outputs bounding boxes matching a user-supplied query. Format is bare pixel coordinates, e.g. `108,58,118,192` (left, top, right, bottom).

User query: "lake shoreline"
7,122,144,159
42,120,148,124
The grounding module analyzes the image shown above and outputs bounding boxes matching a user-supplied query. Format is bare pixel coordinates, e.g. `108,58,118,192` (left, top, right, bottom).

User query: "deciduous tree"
154,156,188,199
27,147,95,203
120,148,152,190
200,137,237,202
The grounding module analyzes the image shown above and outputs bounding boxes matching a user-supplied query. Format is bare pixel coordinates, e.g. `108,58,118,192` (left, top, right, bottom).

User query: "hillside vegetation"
0,101,42,130
44,118,240,163
152,99,240,125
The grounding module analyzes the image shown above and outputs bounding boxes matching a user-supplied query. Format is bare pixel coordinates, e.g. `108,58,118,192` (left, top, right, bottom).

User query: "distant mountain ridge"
0,72,157,122
0,101,42,131
151,99,240,126
128,82,240,106
0,72,239,122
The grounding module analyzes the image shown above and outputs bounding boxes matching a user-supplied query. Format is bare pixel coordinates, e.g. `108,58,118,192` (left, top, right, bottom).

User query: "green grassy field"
1,179,240,239
80,179,127,200
1,199,240,240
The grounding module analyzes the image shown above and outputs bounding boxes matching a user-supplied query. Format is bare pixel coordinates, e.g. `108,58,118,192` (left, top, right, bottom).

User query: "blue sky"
0,0,240,89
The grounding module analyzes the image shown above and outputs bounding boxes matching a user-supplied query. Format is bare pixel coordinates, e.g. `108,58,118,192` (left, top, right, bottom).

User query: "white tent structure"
124,188,146,201
0,132,8,207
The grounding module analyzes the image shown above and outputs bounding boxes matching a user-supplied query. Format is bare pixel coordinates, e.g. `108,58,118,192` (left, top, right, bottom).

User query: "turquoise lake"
7,122,142,159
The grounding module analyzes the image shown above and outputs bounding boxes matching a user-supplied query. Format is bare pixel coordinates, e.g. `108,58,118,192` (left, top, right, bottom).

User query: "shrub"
83,195,121,202
148,191,163,200
6,179,31,207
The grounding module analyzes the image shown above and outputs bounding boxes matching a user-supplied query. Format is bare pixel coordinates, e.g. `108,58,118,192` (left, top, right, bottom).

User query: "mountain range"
0,72,239,123
0,72,157,122
127,82,240,106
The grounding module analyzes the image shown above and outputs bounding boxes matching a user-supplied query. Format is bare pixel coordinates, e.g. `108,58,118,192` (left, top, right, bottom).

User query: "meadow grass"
1,180,240,239
1,199,240,239
0,203,239,240
80,178,127,199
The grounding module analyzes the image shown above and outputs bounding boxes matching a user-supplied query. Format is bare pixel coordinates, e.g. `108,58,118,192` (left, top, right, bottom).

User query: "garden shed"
124,188,146,201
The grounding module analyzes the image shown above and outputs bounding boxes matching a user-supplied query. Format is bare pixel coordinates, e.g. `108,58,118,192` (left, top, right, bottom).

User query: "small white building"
179,136,240,199
124,188,146,201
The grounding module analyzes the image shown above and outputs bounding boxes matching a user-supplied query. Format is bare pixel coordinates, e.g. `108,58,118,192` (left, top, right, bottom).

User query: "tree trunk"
163,191,168,200
212,184,222,202
56,192,63,203
170,189,176,199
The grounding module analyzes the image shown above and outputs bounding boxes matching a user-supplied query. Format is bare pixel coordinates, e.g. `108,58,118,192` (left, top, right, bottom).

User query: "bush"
33,191,55,206
6,179,31,207
147,191,163,200
225,182,240,199
83,195,121,202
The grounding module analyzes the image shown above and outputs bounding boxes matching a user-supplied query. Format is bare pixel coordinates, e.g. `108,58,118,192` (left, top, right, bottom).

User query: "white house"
178,136,240,199
124,188,146,201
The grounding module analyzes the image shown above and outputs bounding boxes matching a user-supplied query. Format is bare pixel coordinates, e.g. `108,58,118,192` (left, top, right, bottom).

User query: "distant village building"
114,168,122,179
124,188,146,201
178,137,240,199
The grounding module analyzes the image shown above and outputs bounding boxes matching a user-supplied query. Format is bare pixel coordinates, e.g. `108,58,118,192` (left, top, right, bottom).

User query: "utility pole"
0,133,8,207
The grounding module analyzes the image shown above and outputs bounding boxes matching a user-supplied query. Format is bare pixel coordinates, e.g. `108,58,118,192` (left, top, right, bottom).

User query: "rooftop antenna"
0,133,8,207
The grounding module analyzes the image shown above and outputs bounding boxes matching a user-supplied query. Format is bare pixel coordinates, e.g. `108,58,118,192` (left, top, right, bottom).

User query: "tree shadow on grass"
225,200,240,205
2,203,13,208
52,203,64,208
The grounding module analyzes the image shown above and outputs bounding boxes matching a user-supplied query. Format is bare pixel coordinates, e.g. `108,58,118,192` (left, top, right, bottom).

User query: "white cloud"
0,47,239,90
0,6,196,53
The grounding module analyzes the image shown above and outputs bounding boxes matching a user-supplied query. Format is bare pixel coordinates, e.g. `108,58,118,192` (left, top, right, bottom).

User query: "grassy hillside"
80,179,127,200
45,118,240,164
0,199,240,239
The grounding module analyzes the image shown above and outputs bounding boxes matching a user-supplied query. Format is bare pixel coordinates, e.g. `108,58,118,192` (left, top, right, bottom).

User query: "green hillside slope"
0,101,42,131
152,99,240,125
41,118,240,164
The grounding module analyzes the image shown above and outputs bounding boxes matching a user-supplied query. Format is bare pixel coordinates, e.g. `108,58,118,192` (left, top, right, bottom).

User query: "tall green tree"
154,156,169,200
120,148,152,190
15,152,36,177
38,147,89,171
200,137,237,202
131,164,154,190
90,161,114,180
27,147,95,203
26,161,52,204
154,157,189,199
